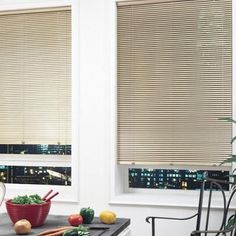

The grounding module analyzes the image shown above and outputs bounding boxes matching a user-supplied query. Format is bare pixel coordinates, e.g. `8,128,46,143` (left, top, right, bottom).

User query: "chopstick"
42,190,59,202
42,189,53,201
45,192,59,202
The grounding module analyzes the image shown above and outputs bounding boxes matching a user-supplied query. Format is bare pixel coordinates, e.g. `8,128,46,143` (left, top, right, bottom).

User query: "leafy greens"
11,194,45,204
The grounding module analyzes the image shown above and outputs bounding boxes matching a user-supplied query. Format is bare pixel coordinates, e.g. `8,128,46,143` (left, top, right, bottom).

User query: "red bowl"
5,200,51,227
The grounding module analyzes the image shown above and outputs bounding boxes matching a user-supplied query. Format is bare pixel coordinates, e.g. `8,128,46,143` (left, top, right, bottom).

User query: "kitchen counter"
0,213,130,236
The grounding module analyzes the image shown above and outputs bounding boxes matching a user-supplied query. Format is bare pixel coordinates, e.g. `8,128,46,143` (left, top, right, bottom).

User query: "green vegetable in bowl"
11,194,45,204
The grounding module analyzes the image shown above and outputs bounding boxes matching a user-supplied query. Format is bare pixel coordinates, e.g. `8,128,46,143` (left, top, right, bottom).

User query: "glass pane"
0,165,71,186
129,168,229,190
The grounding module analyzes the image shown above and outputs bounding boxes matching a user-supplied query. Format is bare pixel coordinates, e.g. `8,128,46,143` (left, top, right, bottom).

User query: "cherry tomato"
67,214,83,226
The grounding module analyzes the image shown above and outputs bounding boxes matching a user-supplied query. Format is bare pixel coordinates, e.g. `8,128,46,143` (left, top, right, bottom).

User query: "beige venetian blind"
117,0,232,166
0,8,71,145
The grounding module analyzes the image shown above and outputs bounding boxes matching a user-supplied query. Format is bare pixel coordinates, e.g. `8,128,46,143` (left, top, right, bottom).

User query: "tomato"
67,214,83,226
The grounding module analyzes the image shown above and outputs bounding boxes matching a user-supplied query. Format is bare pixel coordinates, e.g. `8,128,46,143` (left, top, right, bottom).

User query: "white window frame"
0,0,80,202
110,0,235,208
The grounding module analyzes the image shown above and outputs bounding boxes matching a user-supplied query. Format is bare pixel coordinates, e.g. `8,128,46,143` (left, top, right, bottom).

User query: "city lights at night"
129,168,229,190
0,144,71,185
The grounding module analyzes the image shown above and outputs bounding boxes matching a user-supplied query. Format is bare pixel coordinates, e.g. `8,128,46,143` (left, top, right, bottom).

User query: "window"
0,8,72,190
116,0,232,190
0,144,71,185
129,168,229,190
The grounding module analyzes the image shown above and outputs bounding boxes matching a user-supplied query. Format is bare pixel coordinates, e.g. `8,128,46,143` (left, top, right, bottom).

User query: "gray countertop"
0,213,130,236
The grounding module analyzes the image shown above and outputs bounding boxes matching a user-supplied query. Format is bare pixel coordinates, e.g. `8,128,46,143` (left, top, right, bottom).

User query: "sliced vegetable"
63,226,90,236
80,207,95,224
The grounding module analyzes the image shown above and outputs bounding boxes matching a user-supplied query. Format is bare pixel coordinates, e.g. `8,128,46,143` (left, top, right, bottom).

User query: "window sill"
109,191,235,209
0,154,71,167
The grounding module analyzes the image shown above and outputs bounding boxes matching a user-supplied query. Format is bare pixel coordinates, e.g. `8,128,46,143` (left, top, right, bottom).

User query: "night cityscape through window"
129,168,229,190
0,165,71,185
0,144,71,185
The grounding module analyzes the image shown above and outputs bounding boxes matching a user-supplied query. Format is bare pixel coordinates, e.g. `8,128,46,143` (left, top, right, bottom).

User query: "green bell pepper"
80,207,95,224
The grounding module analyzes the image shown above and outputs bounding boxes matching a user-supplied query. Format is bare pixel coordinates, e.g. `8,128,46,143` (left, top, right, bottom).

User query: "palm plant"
218,117,236,171
218,117,236,183
218,118,236,229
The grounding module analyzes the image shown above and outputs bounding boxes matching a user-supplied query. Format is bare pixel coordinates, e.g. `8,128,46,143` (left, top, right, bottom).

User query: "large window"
0,8,72,186
117,0,232,189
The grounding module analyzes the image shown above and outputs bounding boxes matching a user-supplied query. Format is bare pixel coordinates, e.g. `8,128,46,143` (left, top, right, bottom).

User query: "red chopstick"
42,189,53,200
45,192,59,202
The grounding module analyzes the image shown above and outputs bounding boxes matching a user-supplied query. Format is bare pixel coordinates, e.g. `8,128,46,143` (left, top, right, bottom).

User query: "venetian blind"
117,0,232,166
0,8,71,145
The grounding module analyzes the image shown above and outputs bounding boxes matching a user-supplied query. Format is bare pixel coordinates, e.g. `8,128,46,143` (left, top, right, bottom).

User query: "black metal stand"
146,178,236,236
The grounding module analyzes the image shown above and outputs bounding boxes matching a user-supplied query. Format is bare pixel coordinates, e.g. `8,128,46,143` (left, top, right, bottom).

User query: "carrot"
46,229,68,236
38,226,73,236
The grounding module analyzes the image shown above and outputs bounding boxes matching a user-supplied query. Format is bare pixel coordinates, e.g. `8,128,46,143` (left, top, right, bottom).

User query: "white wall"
0,0,234,235
52,0,231,235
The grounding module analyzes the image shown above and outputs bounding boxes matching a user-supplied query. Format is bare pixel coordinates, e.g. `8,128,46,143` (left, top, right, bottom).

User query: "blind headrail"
0,6,71,16
116,0,230,6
